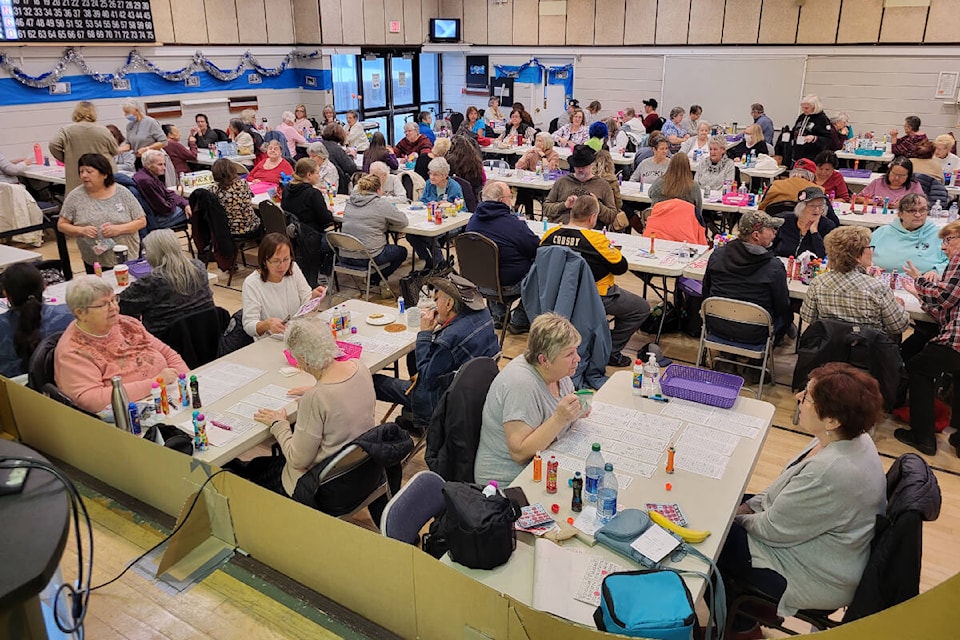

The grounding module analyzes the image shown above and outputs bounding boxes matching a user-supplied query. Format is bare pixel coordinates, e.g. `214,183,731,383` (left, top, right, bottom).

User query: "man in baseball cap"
641,98,661,133
703,209,793,345
758,157,820,213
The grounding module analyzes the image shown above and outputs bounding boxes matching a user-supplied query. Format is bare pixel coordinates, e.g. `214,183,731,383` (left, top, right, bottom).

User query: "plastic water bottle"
931,200,943,219
584,443,605,504
750,148,757,166
632,358,643,396
950,203,959,223
596,463,618,525
642,352,660,396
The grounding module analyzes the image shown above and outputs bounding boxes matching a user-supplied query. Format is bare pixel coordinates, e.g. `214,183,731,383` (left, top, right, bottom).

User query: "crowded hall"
2,2,960,639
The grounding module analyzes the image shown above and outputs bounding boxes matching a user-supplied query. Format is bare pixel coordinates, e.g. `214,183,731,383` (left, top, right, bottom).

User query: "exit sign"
389,21,401,33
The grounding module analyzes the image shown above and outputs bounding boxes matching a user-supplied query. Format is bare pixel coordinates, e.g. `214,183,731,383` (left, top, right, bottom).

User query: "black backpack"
422,482,520,569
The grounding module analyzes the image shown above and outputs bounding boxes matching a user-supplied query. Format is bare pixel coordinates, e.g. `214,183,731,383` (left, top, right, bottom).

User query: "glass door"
356,49,440,145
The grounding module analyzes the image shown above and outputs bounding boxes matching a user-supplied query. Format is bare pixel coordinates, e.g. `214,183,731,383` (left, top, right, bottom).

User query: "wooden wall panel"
439,0,463,21
206,0,240,43
539,14,566,45
319,0,344,44
266,0,295,44
566,0,596,45
722,0,760,43
836,0,882,44
170,0,208,43
796,0,840,44
292,0,321,44
687,0,724,45
623,0,656,44
879,6,928,43
925,0,960,42
463,0,488,45
403,0,423,44
594,0,625,45
362,0,386,44
151,0,176,43
236,0,268,43
655,0,689,44
757,0,800,44
512,0,537,46
422,0,440,45
341,0,366,43
384,0,405,45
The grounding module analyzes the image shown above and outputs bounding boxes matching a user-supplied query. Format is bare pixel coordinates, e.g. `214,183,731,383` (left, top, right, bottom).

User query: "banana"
648,510,711,544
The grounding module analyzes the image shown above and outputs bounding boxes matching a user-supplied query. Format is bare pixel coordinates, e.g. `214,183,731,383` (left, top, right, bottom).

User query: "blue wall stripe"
0,68,333,106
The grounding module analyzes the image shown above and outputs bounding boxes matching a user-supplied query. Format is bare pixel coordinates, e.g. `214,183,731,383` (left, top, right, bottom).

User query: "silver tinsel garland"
0,47,323,88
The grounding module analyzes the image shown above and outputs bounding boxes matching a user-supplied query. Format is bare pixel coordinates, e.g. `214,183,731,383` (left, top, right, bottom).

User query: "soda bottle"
584,443,604,503
632,358,643,396
546,455,558,494
571,471,583,513
596,463,618,524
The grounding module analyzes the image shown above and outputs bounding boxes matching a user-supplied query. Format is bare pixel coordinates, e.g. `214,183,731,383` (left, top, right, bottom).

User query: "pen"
643,394,670,403
211,420,232,431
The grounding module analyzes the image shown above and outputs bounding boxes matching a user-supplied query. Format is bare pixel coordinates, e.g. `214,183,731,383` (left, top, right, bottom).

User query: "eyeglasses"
942,236,960,246
86,296,119,310
865,245,876,251
267,256,292,266
901,208,929,215
799,389,814,406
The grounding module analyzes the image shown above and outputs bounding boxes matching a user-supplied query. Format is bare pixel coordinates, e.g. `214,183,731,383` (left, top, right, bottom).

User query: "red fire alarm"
389,21,401,33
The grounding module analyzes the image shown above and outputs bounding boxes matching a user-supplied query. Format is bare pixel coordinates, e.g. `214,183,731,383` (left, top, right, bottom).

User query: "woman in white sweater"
242,233,326,339
719,362,886,634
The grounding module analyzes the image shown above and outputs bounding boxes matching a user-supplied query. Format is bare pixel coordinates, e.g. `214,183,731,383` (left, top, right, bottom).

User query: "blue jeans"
407,236,443,270
482,283,529,328
143,205,189,235
339,243,408,283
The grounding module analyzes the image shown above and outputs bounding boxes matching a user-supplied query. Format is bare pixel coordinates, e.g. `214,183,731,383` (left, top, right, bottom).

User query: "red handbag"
892,397,950,433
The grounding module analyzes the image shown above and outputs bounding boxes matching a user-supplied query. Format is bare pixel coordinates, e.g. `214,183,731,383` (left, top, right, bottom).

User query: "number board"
0,0,155,43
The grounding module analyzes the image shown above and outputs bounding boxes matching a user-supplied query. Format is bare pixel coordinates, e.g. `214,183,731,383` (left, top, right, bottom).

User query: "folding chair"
258,200,288,236
695,297,776,399
454,232,518,347
380,470,446,546
326,231,394,300
313,444,391,523
482,159,509,171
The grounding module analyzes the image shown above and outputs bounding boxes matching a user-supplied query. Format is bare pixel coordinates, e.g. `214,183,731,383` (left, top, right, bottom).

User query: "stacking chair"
326,231,394,300
27,332,97,417
380,470,446,546
764,200,797,218
311,445,391,523
258,200,288,236
695,297,775,399
453,232,518,347
400,173,415,201
482,159,509,171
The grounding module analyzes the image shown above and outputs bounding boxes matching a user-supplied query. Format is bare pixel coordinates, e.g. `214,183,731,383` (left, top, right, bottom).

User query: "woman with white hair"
934,134,960,175
118,229,215,335
420,156,464,204
276,110,309,157
306,142,339,192
516,132,560,172
121,98,166,161
55,275,188,414
344,110,369,151
227,316,377,498
694,135,736,192
791,94,832,162
369,161,407,201
395,121,434,162
680,121,712,169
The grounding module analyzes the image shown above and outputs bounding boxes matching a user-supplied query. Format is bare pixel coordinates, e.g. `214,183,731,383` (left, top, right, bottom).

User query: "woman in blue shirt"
459,106,486,137
0,263,73,378
418,111,437,144
415,157,463,270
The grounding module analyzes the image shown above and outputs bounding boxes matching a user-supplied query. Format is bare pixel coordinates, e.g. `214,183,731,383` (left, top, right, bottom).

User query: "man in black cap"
642,98,661,134
372,274,500,431
556,98,581,128
542,144,618,226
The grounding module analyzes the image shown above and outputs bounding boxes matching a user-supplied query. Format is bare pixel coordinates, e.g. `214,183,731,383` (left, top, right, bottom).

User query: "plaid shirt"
916,251,960,351
800,268,911,335
891,133,928,158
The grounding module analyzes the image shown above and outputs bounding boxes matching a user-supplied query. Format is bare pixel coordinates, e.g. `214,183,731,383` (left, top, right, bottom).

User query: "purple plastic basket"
125,258,152,279
659,364,744,409
838,168,872,179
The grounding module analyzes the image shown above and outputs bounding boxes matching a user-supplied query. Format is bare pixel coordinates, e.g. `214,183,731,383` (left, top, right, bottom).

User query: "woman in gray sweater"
719,362,886,634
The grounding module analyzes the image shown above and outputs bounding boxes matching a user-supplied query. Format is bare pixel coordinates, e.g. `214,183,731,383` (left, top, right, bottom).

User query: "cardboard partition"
220,472,420,640
6,381,216,517
0,379,20,439
412,551,510,640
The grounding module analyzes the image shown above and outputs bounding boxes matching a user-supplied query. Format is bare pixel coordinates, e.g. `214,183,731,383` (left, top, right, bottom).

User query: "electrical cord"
1,456,93,638
90,469,228,593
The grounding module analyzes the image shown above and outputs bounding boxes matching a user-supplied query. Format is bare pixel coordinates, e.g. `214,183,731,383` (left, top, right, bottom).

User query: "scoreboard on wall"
0,0,155,43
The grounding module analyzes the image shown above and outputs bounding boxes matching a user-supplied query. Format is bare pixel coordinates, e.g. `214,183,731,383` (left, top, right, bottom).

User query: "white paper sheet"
629,524,681,563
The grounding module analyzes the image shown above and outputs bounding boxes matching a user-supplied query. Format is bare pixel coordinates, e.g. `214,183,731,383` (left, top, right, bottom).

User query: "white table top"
19,164,66,186
193,153,257,167
0,243,42,269
446,370,774,622
174,299,417,466
526,219,708,277
734,164,785,180
836,150,894,163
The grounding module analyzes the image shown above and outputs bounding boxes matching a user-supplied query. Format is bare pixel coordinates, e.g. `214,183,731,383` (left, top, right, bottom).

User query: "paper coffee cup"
113,244,129,263
115,264,130,287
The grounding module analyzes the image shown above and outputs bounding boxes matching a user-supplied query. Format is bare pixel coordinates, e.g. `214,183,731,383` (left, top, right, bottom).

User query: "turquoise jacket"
870,218,948,274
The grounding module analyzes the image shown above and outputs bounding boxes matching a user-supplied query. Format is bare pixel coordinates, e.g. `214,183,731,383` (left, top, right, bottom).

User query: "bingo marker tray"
659,364,744,409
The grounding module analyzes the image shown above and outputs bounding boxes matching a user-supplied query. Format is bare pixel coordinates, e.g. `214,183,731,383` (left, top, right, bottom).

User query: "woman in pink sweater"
54,275,188,413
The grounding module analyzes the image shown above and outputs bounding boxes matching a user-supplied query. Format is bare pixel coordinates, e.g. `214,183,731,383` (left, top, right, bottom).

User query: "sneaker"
894,428,937,456
507,323,529,335
608,352,632,368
